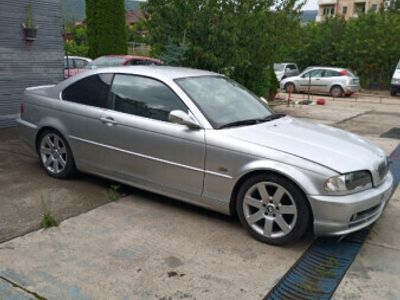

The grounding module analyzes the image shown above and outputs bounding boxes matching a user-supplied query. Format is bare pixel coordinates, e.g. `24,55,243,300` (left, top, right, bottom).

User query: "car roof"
275,62,297,65
304,66,345,72
58,66,220,89
95,55,162,63
64,56,92,61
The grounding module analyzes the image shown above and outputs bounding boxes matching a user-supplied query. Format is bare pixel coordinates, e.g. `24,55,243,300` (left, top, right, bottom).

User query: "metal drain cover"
381,127,400,139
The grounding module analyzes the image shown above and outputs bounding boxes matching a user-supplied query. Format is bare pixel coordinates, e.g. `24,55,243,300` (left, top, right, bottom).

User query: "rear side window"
323,70,341,77
129,60,159,65
62,74,113,108
109,74,187,122
286,64,297,70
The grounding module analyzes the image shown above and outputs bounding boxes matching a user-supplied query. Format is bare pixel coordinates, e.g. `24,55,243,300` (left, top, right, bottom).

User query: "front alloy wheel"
237,174,310,245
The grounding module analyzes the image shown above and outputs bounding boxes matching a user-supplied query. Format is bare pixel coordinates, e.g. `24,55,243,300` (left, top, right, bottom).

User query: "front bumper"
390,84,400,93
308,171,395,236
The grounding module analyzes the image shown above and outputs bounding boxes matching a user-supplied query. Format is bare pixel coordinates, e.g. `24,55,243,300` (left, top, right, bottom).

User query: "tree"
85,0,128,58
143,0,302,96
159,41,189,66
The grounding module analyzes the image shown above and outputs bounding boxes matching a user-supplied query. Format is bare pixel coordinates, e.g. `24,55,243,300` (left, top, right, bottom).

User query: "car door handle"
100,116,117,126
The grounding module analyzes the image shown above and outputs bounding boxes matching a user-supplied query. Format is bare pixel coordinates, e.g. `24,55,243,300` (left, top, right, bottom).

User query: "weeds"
41,211,59,228
40,193,59,229
107,184,121,202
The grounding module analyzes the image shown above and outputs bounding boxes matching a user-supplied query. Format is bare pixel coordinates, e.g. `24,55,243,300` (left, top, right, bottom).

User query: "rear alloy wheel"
38,130,76,178
330,86,344,98
284,82,296,93
237,174,310,245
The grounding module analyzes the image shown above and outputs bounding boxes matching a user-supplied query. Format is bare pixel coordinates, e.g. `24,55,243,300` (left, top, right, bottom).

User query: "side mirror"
168,110,201,129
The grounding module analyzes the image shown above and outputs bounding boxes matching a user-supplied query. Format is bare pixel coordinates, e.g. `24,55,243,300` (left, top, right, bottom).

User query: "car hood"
220,117,386,173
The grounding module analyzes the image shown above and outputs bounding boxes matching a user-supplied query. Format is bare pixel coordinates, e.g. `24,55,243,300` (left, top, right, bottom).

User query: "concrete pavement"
0,128,113,243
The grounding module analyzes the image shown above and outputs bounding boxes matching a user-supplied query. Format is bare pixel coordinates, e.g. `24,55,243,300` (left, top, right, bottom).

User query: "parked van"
390,59,400,96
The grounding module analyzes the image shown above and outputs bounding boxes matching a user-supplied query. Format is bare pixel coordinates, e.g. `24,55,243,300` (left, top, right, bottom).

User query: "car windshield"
397,62,400,69
274,63,284,71
87,57,126,68
176,76,274,129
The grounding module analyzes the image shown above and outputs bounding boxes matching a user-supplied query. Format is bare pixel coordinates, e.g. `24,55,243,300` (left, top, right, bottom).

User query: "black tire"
236,173,310,245
37,129,77,179
330,85,344,98
284,82,296,93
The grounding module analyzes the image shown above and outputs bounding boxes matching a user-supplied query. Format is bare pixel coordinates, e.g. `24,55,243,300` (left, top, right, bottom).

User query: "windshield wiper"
218,113,286,129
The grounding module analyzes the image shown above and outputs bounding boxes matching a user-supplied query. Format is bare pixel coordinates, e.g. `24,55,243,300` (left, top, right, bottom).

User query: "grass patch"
107,184,121,202
41,211,59,228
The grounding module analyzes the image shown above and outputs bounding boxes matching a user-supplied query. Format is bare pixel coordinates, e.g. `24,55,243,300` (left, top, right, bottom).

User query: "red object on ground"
317,98,326,105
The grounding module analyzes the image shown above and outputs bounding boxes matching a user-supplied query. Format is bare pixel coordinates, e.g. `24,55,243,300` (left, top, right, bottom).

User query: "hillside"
63,0,143,22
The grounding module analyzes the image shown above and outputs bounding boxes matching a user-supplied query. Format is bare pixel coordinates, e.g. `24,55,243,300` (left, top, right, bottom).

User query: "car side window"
64,58,74,69
130,60,154,65
303,69,324,78
323,70,341,77
287,65,297,70
74,59,88,68
109,74,188,122
62,74,113,108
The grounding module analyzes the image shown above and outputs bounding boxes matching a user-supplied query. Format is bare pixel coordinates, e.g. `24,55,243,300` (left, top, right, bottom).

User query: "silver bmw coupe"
17,66,395,245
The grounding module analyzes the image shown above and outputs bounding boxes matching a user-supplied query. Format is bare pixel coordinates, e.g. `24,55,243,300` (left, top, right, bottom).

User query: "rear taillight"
20,102,24,114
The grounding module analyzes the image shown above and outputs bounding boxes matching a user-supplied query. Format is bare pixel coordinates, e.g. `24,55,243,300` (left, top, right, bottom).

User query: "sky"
302,0,318,10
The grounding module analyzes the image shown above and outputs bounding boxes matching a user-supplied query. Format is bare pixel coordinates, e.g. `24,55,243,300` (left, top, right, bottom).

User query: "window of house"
62,74,113,108
322,6,335,16
371,4,378,11
109,74,188,122
342,6,348,14
354,2,366,14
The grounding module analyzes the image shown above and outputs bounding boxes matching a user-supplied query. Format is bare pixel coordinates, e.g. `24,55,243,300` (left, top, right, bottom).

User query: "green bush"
64,40,89,57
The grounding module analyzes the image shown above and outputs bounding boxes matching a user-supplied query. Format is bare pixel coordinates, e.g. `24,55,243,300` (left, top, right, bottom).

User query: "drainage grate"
389,144,400,186
381,127,400,139
265,229,370,300
265,144,400,300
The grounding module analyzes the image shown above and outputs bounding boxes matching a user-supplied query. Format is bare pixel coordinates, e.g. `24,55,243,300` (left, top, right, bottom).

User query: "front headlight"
392,78,400,84
324,171,372,194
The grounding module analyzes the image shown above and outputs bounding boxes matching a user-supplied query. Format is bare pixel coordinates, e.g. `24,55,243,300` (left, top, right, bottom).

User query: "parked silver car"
274,63,300,81
18,66,394,245
280,67,360,97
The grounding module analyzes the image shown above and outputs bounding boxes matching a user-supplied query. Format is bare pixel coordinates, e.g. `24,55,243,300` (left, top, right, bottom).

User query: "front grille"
349,204,381,227
378,159,389,182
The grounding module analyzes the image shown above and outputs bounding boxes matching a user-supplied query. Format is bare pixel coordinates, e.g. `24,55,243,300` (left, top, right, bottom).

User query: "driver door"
97,74,206,197
297,69,325,93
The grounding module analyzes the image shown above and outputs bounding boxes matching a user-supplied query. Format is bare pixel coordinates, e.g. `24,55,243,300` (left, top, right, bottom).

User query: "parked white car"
390,59,400,96
280,67,360,97
274,63,300,81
